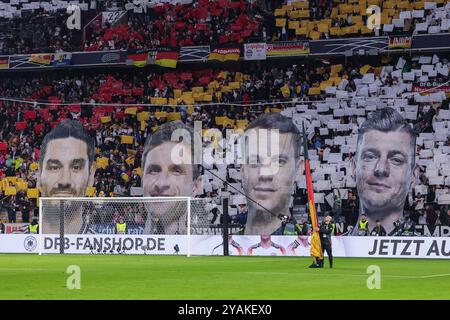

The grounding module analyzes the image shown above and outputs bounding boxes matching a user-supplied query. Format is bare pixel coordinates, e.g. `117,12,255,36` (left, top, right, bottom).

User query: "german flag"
155,50,179,68
302,122,323,260
126,49,149,67
0,56,9,69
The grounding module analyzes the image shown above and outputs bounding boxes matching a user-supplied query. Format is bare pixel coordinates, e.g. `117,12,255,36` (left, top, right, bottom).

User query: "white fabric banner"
1,235,450,258
193,235,450,258
0,234,187,254
243,43,267,61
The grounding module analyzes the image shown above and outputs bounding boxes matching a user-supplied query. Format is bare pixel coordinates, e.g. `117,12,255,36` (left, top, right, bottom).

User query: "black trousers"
319,241,333,267
22,210,30,223
8,212,16,223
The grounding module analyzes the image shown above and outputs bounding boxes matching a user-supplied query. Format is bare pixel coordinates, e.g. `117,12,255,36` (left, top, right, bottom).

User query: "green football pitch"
0,254,449,299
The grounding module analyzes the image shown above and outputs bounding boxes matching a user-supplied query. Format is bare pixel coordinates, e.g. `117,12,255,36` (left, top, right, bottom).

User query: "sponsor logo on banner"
4,223,29,234
72,50,125,66
267,41,310,57
244,43,267,60
100,52,122,63
24,236,37,252
366,238,450,257
40,235,183,254
0,56,9,69
388,36,412,49
412,81,450,93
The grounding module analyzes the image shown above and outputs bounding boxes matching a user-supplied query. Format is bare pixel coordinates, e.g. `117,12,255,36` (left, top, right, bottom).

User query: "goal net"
38,197,214,255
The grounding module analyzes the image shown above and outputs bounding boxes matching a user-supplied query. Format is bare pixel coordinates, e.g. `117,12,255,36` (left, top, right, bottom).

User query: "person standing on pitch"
316,215,333,268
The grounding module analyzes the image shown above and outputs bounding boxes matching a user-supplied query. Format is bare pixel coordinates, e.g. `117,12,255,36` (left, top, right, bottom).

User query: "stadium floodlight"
38,197,212,256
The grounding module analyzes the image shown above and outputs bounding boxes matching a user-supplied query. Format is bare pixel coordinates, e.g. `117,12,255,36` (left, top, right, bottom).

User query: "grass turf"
0,254,449,299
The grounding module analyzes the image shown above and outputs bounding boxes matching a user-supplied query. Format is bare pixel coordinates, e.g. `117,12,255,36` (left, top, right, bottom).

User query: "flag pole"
302,122,323,265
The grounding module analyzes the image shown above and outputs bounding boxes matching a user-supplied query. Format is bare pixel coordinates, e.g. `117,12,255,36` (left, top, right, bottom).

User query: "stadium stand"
0,1,102,55
0,0,449,236
1,0,449,54
0,53,449,234
272,0,450,40
84,0,266,51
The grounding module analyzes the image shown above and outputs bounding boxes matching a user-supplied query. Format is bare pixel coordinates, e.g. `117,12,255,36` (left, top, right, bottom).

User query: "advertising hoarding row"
2,234,449,259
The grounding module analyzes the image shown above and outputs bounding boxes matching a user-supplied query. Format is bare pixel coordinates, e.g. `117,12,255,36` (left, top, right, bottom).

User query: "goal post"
38,199,43,256
187,197,191,257
38,196,217,255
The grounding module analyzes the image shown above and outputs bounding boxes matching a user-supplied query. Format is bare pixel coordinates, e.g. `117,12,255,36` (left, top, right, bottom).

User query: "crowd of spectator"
5,53,448,106
84,0,266,51
273,0,450,41
1,0,449,55
0,9,86,55
0,59,344,108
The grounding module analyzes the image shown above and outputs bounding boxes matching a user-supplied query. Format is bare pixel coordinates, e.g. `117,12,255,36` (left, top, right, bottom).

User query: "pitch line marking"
0,268,49,271
243,272,450,279
419,273,450,279
2,268,449,280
